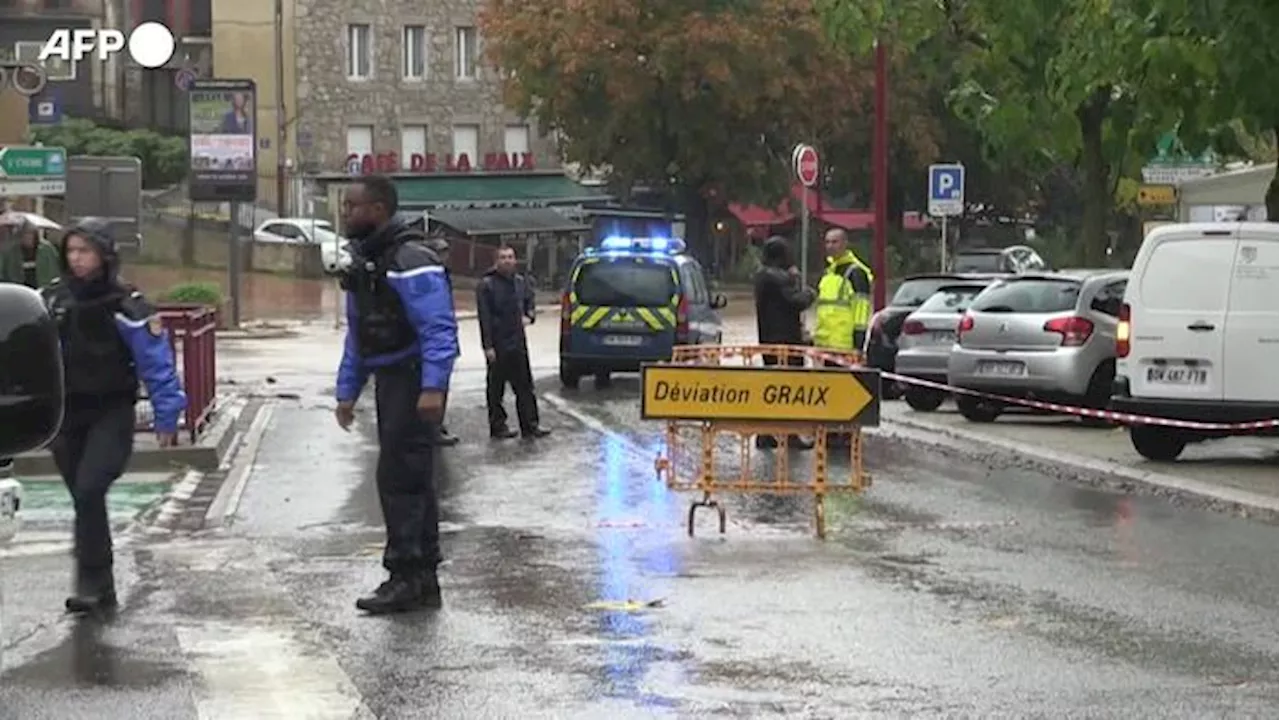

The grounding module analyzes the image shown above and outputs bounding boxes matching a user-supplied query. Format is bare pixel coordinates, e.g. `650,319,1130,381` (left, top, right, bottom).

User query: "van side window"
1090,280,1127,316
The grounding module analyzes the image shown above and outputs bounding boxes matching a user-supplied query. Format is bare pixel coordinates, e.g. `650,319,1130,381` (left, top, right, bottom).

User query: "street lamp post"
871,40,889,310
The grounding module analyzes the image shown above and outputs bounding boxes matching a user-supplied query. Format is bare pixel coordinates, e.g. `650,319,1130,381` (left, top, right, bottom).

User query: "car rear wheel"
903,387,946,412
1079,362,1118,428
1129,425,1186,461
559,363,581,391
594,371,612,389
956,394,1000,423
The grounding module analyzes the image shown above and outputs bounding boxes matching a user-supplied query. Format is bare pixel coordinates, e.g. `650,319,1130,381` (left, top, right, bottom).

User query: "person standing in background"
753,235,816,450
1,219,60,288
476,245,551,440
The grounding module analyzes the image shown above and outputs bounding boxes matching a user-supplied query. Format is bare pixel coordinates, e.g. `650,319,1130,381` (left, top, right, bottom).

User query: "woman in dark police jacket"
41,218,186,614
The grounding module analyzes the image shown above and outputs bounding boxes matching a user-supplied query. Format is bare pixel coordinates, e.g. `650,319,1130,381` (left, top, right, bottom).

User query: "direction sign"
793,144,820,187
640,364,881,425
928,163,964,216
1137,184,1176,207
0,145,67,196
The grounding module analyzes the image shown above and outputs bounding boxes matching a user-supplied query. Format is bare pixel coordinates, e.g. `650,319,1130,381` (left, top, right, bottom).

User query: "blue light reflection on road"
594,433,683,709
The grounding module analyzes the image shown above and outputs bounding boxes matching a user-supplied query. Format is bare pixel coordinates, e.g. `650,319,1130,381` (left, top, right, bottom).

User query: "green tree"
29,118,187,189
941,0,1226,265
1168,0,1279,216
479,0,869,259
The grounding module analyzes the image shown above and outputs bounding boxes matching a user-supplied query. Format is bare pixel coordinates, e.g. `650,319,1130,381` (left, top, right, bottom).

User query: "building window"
400,125,428,169
451,125,479,164
346,24,372,79
402,25,426,79
347,125,374,159
503,125,530,156
454,26,477,79
15,41,75,80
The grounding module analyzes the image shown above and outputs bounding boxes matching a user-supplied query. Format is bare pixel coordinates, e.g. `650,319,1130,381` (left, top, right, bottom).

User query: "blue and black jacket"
43,281,187,433
336,223,459,402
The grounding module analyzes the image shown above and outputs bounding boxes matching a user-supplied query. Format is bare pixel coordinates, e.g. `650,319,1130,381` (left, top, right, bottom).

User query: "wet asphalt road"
1,319,1276,718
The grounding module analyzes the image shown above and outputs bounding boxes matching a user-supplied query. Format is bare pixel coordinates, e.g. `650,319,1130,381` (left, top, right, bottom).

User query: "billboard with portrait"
188,78,257,202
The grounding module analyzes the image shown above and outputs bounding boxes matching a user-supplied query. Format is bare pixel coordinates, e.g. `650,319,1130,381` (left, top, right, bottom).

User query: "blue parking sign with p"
928,163,965,216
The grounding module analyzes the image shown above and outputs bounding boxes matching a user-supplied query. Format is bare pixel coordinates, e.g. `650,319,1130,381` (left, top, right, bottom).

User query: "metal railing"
134,305,219,442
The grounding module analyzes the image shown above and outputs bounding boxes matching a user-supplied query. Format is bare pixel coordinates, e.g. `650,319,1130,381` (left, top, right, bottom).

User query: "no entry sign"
793,144,820,187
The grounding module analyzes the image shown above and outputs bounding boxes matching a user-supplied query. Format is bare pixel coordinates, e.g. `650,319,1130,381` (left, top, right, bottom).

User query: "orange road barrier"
644,344,881,539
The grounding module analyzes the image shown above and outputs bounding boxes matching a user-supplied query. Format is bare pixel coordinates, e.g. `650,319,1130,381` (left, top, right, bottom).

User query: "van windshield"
574,261,675,307
971,278,1081,313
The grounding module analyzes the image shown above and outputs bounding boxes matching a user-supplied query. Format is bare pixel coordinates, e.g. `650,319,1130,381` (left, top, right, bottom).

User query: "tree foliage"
29,118,187,189
943,0,1229,263
479,0,869,254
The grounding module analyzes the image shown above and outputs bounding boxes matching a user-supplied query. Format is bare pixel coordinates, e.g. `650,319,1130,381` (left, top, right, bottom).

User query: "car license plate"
603,334,643,347
1147,366,1207,385
930,331,955,343
977,360,1026,376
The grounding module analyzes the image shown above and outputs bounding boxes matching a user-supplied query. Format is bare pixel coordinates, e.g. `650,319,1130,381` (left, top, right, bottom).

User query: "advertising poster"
188,78,257,202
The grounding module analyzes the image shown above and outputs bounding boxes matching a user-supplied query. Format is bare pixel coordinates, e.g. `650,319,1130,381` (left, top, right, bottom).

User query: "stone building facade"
290,0,557,175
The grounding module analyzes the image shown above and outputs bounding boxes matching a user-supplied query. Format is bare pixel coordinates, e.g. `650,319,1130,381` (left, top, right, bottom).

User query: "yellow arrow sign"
641,364,880,425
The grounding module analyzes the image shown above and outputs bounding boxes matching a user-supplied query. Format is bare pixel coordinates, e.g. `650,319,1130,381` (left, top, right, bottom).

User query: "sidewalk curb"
870,416,1277,521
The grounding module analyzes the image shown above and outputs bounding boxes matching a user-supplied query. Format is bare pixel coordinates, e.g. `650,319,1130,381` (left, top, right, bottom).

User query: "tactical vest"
346,245,417,358
812,252,874,351
51,290,139,400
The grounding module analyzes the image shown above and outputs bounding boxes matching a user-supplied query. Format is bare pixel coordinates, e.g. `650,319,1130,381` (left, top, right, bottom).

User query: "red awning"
728,183,932,232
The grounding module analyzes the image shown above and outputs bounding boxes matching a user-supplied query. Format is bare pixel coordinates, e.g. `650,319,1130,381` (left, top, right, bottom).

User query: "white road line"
540,392,651,460
176,621,375,720
204,403,275,528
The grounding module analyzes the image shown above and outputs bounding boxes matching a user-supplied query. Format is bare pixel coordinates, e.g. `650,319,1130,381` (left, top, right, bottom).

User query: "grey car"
946,269,1129,424
894,281,994,411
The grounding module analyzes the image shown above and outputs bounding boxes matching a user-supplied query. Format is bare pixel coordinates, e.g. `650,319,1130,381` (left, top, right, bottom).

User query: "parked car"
253,218,352,275
1112,222,1278,461
894,280,996,411
947,269,1129,424
951,245,1048,274
863,273,1006,396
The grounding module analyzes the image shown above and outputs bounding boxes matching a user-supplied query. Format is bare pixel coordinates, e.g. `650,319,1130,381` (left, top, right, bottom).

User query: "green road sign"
0,145,67,196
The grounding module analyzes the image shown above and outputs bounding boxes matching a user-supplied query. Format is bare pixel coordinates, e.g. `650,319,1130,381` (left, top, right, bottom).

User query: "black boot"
66,567,118,615
435,427,460,447
420,571,443,609
490,427,518,440
355,575,425,615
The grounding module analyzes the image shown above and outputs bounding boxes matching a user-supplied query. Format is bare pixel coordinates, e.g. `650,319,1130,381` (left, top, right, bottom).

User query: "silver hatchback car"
894,281,994,411
947,270,1129,423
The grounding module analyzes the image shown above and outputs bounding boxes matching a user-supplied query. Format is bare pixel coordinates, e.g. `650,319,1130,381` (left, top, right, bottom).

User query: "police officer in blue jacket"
42,218,186,614
334,175,459,614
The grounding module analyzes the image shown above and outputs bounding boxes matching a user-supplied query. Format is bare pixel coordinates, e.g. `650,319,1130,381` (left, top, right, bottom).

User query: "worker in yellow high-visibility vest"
813,228,874,357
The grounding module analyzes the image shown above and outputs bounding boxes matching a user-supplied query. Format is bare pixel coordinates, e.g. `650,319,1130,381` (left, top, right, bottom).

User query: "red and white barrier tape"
801,348,1279,432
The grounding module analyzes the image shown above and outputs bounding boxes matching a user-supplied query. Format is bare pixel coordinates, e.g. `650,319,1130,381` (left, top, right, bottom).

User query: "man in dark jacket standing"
476,245,551,440
754,235,816,450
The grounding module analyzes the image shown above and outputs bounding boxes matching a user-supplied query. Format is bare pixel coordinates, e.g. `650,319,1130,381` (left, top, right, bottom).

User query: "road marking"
540,392,653,461
205,403,275,528
176,621,374,720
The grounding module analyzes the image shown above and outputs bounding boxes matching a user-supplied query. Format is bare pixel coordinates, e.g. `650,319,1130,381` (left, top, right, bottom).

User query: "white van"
1112,222,1279,460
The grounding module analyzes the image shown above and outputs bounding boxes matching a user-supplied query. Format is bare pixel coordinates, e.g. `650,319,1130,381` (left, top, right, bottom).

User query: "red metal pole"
871,41,889,310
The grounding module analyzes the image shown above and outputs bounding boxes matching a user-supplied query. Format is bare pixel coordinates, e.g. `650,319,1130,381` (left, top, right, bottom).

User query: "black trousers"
373,360,441,575
486,349,539,433
50,402,135,572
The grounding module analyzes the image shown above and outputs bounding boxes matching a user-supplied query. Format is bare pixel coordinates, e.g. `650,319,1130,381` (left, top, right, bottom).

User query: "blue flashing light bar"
598,236,687,254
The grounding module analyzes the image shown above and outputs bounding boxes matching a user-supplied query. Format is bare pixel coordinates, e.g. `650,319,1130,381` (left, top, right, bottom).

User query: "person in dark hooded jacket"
753,235,816,450
42,217,186,614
